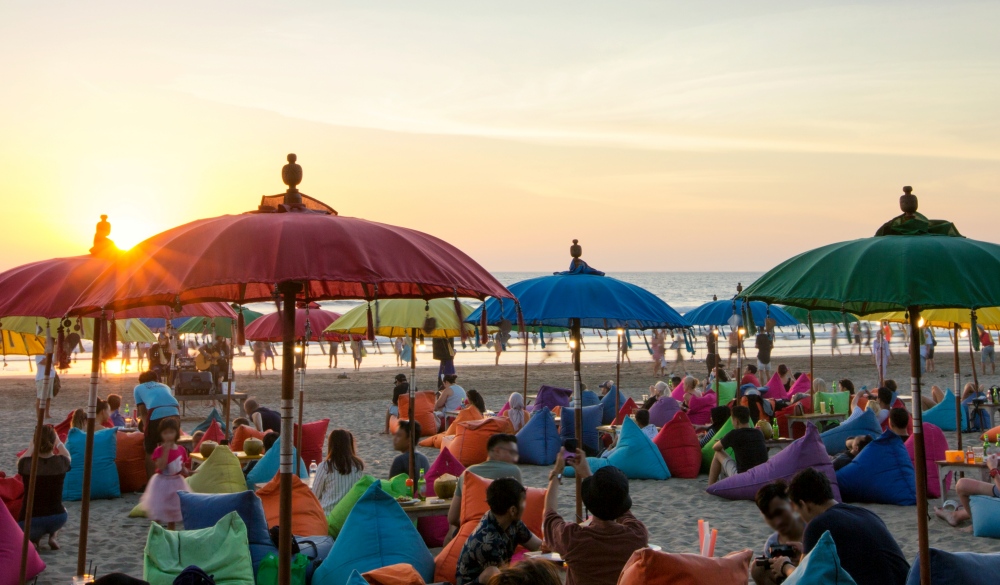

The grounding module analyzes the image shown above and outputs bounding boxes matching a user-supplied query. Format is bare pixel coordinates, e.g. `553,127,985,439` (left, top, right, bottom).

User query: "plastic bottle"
124,403,131,426
309,460,318,477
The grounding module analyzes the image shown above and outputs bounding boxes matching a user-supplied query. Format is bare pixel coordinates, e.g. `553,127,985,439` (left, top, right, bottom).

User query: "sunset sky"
2,1,998,272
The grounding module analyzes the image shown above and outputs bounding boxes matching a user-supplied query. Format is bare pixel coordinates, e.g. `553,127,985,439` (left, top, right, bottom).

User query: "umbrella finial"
89,214,118,256
900,185,917,218
736,282,743,294
282,153,303,207
570,239,582,267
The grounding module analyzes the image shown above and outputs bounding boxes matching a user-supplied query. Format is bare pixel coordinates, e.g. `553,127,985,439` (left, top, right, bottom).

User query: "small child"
232,417,251,428
107,394,126,427
140,418,190,529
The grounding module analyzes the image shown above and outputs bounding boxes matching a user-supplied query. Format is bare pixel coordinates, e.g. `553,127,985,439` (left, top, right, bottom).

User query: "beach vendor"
708,406,768,485
245,398,281,433
17,425,70,551
384,374,409,434
133,370,180,477
447,434,522,542
935,453,1000,532
751,481,805,585
433,337,457,380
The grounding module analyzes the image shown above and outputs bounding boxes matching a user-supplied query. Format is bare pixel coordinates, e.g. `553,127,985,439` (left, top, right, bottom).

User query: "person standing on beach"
830,323,842,357
669,331,686,375
979,325,995,374
394,336,404,367
755,330,774,381
726,329,740,369
494,331,504,366
873,329,890,381
923,327,935,372
134,370,181,478
851,322,862,356
705,328,719,374
350,338,364,370
327,340,339,368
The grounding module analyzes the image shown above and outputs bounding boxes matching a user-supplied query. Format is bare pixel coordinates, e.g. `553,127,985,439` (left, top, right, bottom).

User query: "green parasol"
177,305,263,338
784,307,858,325
740,187,1000,585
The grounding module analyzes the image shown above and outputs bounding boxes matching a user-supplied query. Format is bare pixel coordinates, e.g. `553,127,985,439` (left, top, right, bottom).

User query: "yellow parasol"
324,298,495,338
0,316,158,343
865,307,1000,330
0,330,46,356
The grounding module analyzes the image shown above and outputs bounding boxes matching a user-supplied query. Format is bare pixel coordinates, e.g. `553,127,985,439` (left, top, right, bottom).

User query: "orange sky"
2,1,999,272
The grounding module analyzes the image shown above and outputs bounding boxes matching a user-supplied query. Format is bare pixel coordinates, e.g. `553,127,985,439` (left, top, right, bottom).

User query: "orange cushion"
445,406,484,435
618,548,753,585
294,419,330,467
983,425,1000,442
230,425,265,452
362,563,426,585
391,392,438,437
256,474,328,536
115,430,148,493
445,418,515,467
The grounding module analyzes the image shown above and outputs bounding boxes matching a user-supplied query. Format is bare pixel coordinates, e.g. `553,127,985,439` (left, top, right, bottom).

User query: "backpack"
173,566,215,585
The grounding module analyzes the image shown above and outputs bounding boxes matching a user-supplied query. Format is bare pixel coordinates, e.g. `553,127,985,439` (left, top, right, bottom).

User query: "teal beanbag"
602,417,669,480
599,387,628,424
923,389,957,431
516,407,561,465
970,495,1000,539
311,482,435,585
144,511,254,585
193,407,228,435
784,530,857,585
836,430,916,505
245,445,308,489
820,409,882,455
64,427,120,501
345,571,367,585
561,457,612,478
559,404,603,453
905,548,1000,584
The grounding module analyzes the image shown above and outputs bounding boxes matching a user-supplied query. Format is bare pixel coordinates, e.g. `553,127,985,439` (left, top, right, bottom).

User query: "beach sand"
2,353,997,584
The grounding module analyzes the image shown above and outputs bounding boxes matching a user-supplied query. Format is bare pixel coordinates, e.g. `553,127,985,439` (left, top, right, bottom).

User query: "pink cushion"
418,449,466,547
0,500,44,584
686,392,717,425
670,382,685,401
906,422,949,499
766,373,790,401
294,419,330,468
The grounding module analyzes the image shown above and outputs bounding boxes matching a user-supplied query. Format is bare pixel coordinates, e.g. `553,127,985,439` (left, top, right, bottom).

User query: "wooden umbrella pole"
953,323,962,449
224,332,233,440
615,329,621,418
572,318,584,522
808,313,815,408
714,328,720,406
968,325,981,397
522,327,529,402
297,340,305,477
76,316,103,578
276,282,301,585
409,328,417,494
908,309,930,585
20,337,55,585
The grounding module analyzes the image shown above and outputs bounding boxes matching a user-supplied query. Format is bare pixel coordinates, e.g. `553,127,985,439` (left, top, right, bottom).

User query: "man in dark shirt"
888,408,910,441
388,420,430,478
771,468,909,585
245,399,281,433
384,374,410,433
709,406,768,485
755,332,774,380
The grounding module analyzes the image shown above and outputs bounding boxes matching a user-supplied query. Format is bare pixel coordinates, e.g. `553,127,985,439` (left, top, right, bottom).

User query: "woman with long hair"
17,425,71,550
311,429,365,514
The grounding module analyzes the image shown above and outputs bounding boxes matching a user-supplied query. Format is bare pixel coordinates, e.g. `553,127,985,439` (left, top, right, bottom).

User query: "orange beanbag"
983,425,1000,443
618,548,753,585
115,430,148,493
230,425,265,451
420,406,484,448
445,418,515,467
362,563,426,585
256,474,328,536
294,419,330,467
391,392,438,437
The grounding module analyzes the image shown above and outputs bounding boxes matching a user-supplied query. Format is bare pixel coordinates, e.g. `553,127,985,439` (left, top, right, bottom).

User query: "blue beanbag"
602,417,669,480
63,427,120,501
599,387,628,424
923,389,957,431
193,407,228,435
245,445,308,489
820,409,883,455
970,495,1000,539
784,530,856,585
311,482,435,585
558,404,603,453
963,393,993,432
573,390,601,407
836,430,916,505
178,491,275,575
906,548,1000,585
345,571,367,585
516,407,561,465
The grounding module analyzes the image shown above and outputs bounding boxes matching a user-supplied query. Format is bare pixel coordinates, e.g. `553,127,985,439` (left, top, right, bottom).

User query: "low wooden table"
765,438,796,453
177,391,248,417
787,412,846,432
935,460,988,506
190,450,262,468
400,498,452,519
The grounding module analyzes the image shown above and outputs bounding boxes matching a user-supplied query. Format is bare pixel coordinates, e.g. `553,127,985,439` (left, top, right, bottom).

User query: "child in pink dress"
139,417,190,529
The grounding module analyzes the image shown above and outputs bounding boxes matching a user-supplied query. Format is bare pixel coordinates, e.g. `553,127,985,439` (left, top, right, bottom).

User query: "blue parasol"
682,299,798,328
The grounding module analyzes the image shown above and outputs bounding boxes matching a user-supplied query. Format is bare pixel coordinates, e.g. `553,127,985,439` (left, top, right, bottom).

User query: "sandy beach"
3,352,998,584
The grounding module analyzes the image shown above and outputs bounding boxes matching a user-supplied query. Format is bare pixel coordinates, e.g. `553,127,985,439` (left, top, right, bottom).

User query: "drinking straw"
708,529,717,557
701,521,711,556
698,519,705,553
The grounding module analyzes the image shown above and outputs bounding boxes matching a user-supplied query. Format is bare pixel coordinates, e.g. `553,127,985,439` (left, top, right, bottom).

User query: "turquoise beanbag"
784,530,857,585
559,404,603,453
516,407,561,465
178,491,275,575
836,430,916,505
64,427,120,501
820,409,882,455
922,389,957,431
562,457,611,478
311,482,435,585
193,407,228,435
345,571,367,585
970,495,1000,539
600,417,669,480
905,548,1000,584
245,445,308,489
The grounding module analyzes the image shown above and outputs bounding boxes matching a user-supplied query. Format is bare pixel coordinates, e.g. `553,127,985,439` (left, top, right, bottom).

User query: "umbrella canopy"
245,307,347,342
683,299,799,328
326,298,484,338
177,305,264,338
138,317,191,330
0,316,157,343
0,330,46,356
865,307,1000,330
784,306,859,325
739,188,1000,585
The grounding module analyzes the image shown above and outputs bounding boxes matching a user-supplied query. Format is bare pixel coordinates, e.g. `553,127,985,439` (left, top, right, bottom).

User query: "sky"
2,1,999,272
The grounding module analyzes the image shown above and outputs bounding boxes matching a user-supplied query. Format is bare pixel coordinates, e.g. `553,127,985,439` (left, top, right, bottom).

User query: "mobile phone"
562,439,578,461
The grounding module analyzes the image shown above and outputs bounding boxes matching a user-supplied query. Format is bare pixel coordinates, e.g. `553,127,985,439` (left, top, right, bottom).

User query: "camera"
754,544,798,567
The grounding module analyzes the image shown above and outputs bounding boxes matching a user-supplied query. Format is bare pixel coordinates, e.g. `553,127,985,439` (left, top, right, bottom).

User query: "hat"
599,381,612,389
581,466,632,521
394,374,407,383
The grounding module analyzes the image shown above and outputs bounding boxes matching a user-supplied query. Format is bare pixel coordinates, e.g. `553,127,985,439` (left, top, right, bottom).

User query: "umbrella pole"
968,327,981,398
276,283,300,585
615,329,621,418
572,318,584,522
297,340,305,477
76,316,102,578
224,333,233,440
808,313,815,407
953,324,962,449
908,309,930,585
409,329,417,493
522,327,529,402
20,338,54,585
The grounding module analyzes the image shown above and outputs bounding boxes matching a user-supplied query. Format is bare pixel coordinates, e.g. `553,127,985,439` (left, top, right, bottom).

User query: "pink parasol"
244,307,353,342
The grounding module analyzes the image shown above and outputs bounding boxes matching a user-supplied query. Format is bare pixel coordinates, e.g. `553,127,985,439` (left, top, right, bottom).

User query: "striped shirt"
311,462,365,515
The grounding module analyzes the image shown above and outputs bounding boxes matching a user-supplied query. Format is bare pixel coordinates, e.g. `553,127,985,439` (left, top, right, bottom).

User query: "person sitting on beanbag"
751,481,805,585
454,478,543,584
831,435,873,472
642,381,668,410
708,406,768,486
697,406,732,447
935,453,1000,530
887,408,910,442
601,409,655,459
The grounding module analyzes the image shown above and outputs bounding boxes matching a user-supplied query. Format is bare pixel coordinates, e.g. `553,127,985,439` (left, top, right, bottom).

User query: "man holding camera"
750,482,805,585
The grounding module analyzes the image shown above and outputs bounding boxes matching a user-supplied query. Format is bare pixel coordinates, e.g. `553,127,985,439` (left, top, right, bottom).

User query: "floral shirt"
456,511,531,584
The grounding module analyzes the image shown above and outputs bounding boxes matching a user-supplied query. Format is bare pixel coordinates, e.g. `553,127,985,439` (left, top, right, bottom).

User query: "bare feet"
47,536,60,550
934,507,968,527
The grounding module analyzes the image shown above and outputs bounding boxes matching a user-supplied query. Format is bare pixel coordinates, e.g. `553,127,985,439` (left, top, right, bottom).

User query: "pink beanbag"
686,392,718,425
419,449,466,548
0,500,45,584
765,373,791,401
906,422,949,499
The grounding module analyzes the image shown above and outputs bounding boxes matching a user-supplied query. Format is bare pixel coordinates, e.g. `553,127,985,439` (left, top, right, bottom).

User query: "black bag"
173,566,215,585
268,526,300,554
174,371,214,396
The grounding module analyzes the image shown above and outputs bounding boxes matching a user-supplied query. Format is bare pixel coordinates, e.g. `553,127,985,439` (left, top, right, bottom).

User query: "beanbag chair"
707,423,840,501
598,417,669,480
905,548,1000,585
715,381,738,406
777,397,812,439
687,392,718,425
574,390,601,407
311,482,435,585
178,491,275,576
613,397,639,425
905,422,948,499
820,408,882,455
64,427,120,501
447,417,515,467
444,406,483,435
294,418,330,468
245,444,308,489
653,411,702,478
187,446,248,494
764,373,791,401
648,397,682,427
0,502,44,585
115,430,148,493
516,407,561,466
814,391,850,415
0,473,23,520
361,564,426,585
970,495,1000,539
963,394,993,432
327,475,378,538
600,387,627,424
529,385,572,412
53,410,75,443
194,419,226,451
558,404,603,453
788,372,811,397
562,457,612,478
418,449,465,547
143,511,253,585
783,530,856,585
390,392,437,437
836,430,916,505
256,473,328,536
984,425,1000,443
701,418,734,473
230,425,264,452
618,547,753,585
923,389,957,431
193,407,227,435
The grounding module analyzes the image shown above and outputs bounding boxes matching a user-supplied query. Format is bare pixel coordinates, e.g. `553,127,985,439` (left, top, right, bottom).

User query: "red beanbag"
194,420,226,452
613,398,639,425
777,397,812,439
652,412,701,478
294,418,330,467
0,472,24,520
618,548,753,585
115,431,148,493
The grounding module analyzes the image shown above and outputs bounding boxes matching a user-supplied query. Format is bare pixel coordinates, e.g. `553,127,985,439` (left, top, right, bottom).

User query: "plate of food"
395,497,421,506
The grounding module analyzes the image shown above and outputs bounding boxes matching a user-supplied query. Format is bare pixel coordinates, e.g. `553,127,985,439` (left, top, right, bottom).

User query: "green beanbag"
700,418,734,473
814,392,850,415
143,511,254,585
716,381,738,406
187,446,247,494
327,475,377,537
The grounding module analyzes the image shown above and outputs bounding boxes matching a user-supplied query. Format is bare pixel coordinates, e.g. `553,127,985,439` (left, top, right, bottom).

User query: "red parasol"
68,154,514,585
244,307,352,342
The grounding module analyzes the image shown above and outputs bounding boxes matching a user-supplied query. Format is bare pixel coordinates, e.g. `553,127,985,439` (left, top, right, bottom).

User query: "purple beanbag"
706,423,841,501
530,385,573,413
648,397,682,427
687,392,718,425
905,422,949,499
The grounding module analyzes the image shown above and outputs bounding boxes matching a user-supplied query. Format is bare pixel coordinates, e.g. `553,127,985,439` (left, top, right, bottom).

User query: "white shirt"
35,355,55,381
311,462,365,515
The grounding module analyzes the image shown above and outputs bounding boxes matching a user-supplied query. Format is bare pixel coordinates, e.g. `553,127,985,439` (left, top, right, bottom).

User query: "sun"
107,217,153,251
